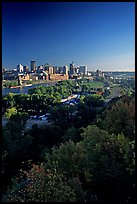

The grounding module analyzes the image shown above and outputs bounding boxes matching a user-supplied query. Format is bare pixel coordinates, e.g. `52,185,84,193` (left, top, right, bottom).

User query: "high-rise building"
69,61,75,75
53,66,59,74
75,66,79,74
17,64,23,72
48,66,54,74
30,60,36,72
79,65,87,75
58,67,63,74
23,65,29,73
63,66,68,75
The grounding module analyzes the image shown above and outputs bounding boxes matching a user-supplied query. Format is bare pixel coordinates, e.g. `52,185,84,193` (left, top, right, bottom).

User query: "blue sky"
2,2,135,71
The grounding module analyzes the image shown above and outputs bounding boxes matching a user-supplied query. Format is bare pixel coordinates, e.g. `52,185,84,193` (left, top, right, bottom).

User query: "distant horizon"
3,63,135,73
2,60,135,73
2,59,135,72
2,2,135,72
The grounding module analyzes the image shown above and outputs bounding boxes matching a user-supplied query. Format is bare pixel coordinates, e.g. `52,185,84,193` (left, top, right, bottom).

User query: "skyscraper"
23,65,29,73
30,60,36,72
79,65,87,75
63,66,68,75
17,64,23,72
69,61,75,75
53,66,59,74
48,66,54,74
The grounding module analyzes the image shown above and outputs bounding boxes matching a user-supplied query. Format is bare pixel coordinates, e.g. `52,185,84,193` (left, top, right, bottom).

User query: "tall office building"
17,64,23,72
58,66,64,74
79,65,87,75
69,61,75,75
48,66,54,74
63,66,68,75
53,66,59,74
30,60,36,72
23,65,29,73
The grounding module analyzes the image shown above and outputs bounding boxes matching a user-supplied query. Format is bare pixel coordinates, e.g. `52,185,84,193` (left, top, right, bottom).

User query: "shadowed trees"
3,125,135,202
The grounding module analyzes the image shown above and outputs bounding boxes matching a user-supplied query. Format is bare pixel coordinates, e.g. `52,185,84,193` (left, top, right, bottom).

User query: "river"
2,82,57,96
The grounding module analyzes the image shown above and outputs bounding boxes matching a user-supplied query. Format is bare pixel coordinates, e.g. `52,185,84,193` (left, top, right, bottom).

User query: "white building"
17,64,23,72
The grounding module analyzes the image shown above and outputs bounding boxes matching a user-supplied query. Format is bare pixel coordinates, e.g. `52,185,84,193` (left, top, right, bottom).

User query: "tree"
45,141,85,178
2,93,16,110
97,96,135,139
81,125,135,202
103,89,111,97
76,102,97,128
2,120,33,194
4,164,78,202
14,94,31,112
84,94,104,107
10,112,29,126
3,125,135,202
4,107,17,119
63,126,83,143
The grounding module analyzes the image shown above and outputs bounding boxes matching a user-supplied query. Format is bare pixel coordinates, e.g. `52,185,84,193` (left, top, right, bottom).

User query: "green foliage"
81,125,135,202
45,141,85,177
2,78,135,203
63,126,83,143
75,102,97,128
3,125,135,202
2,93,16,110
79,81,104,93
10,112,29,126
2,121,32,158
3,80,18,88
50,105,77,129
103,89,111,97
28,81,74,100
2,120,33,193
84,94,104,107
79,95,85,103
4,165,77,202
14,94,31,111
4,107,17,119
28,124,63,150
96,96,135,139
82,125,133,178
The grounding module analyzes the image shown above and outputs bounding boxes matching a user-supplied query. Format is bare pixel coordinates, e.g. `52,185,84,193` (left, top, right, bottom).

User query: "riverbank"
31,79,64,85
2,79,59,88
2,81,57,95
10,84,32,88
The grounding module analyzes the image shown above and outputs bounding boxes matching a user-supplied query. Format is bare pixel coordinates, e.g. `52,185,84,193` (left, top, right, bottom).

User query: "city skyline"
2,2,135,71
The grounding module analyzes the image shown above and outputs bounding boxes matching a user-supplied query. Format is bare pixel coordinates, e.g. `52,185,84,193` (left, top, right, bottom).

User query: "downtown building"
69,61,75,75
23,65,29,73
79,65,88,75
17,64,24,72
63,66,68,75
30,60,36,72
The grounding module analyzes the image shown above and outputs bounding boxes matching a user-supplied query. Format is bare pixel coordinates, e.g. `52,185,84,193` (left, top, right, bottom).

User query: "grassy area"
2,80,18,88
110,83,120,87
